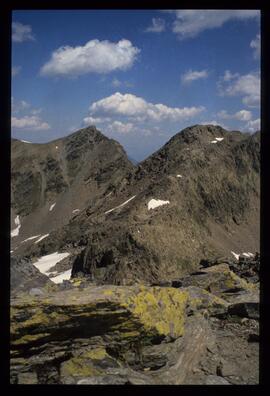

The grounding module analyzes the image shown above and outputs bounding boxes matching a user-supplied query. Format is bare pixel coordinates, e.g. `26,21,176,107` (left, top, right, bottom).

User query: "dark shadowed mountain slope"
12,125,260,286
11,126,134,252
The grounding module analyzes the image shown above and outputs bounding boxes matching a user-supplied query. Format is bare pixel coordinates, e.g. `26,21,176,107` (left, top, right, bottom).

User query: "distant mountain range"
11,124,260,287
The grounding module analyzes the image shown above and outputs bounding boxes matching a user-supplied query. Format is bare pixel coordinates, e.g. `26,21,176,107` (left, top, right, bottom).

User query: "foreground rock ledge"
11,280,259,385
12,285,205,384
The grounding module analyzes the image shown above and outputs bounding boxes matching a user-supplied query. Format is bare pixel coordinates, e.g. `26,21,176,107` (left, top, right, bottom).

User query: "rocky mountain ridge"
11,124,260,286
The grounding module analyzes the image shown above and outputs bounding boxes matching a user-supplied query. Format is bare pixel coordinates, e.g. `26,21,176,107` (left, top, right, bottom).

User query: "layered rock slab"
10,284,225,385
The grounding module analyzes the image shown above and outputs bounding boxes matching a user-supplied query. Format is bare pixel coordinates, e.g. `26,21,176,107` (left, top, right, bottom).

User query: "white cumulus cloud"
171,10,259,39
218,71,260,108
250,33,261,59
217,109,252,122
88,92,205,123
12,66,21,77
181,69,208,84
111,78,122,87
108,121,134,134
83,116,111,125
12,115,50,130
40,39,140,77
245,118,260,132
145,18,166,33
12,22,35,43
12,99,31,114
223,70,239,82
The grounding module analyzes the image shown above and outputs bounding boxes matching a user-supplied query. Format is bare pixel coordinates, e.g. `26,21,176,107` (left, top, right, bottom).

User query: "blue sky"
12,10,260,161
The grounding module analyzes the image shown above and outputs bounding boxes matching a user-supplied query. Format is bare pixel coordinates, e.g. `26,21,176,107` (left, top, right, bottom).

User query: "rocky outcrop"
10,257,259,384
11,256,53,296
10,285,190,384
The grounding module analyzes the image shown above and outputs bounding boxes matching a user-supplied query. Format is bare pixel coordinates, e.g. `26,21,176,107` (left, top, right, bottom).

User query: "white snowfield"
11,215,21,237
47,271,58,276
210,140,218,144
55,146,58,149
176,174,183,178
49,203,56,211
50,269,72,284
21,235,41,244
72,209,80,214
35,234,50,244
148,199,170,210
105,195,136,214
21,140,31,143
32,252,70,283
231,251,254,260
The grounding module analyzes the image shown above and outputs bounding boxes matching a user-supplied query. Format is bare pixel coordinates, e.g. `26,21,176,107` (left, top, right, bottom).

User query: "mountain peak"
172,124,227,145
64,125,108,144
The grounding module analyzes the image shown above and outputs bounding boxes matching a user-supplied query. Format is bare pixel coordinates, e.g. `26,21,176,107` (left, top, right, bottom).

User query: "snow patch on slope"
231,251,240,260
35,234,50,244
21,235,41,244
231,251,254,260
32,252,70,280
11,215,21,237
105,195,136,214
50,269,72,284
211,137,224,144
49,203,56,211
148,199,170,210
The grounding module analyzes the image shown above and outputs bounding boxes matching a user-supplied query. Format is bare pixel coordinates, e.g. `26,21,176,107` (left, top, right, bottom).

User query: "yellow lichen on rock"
60,357,102,378
70,279,82,287
103,289,114,296
222,269,255,292
80,347,107,360
123,287,189,338
12,333,51,345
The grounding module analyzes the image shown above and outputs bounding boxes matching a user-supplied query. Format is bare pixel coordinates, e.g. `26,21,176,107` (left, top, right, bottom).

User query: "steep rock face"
11,126,134,252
